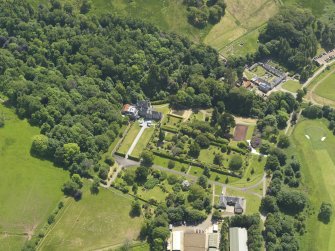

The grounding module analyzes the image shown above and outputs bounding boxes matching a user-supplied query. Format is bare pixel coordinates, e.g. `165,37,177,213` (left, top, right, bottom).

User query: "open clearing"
0,104,68,250
291,119,335,250
39,183,143,251
204,0,280,56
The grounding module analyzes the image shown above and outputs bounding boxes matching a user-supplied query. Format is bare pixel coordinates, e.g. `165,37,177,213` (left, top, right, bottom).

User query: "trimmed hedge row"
167,113,184,119
128,155,140,161
151,100,168,105
161,125,179,133
152,150,242,178
114,152,126,158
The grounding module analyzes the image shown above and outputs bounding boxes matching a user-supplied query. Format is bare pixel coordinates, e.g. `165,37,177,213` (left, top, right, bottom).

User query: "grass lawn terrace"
130,126,155,158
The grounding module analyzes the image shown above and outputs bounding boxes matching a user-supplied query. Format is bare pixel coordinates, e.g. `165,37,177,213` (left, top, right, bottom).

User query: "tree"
260,195,278,214
197,175,208,188
213,154,224,166
130,200,141,217
71,174,83,188
90,177,100,194
168,160,175,169
211,107,219,126
80,0,91,14
318,202,332,224
203,166,210,177
141,150,154,166
135,166,150,183
188,142,200,158
277,190,307,214
277,135,290,148
296,89,304,102
159,129,165,142
0,115,4,128
265,155,280,171
195,134,210,148
229,155,243,170
31,134,49,157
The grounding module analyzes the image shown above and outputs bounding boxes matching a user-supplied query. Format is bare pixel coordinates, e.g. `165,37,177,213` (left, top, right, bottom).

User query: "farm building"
218,194,244,214
172,231,183,251
208,233,219,249
229,227,248,251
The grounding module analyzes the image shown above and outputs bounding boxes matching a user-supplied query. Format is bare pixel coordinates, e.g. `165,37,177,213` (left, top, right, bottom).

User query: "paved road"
125,123,147,159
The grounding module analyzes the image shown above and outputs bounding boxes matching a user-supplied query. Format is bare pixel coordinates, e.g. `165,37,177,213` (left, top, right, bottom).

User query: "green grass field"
205,0,279,56
313,71,335,102
131,126,155,158
246,125,255,140
282,80,302,93
39,183,143,251
0,105,68,250
117,122,141,154
291,119,335,250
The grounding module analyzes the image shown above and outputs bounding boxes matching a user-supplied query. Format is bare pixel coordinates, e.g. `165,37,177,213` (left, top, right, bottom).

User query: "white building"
229,227,248,251
172,231,183,251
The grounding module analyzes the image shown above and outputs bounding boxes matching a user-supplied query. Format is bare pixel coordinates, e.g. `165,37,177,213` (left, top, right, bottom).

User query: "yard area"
39,183,143,251
0,105,68,250
291,119,335,250
282,80,302,93
130,126,155,159
117,122,141,155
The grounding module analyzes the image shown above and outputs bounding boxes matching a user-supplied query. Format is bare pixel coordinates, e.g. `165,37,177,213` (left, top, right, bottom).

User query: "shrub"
229,155,243,170
144,178,160,190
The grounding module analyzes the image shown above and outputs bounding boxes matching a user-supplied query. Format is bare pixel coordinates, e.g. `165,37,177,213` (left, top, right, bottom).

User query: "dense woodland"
0,1,301,179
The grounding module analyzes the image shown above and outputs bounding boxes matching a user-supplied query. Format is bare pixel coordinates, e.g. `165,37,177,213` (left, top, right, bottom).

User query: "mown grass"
131,126,155,158
39,182,143,251
0,104,68,250
313,71,335,102
290,119,335,250
282,80,302,93
117,122,141,154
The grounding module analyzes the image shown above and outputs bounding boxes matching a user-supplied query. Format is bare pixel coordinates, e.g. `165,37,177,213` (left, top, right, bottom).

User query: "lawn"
198,145,222,165
131,126,155,158
246,125,255,140
0,105,68,250
162,115,183,128
290,119,335,250
313,70,335,102
39,183,143,251
221,27,261,58
153,156,189,173
282,80,302,93
117,122,141,155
